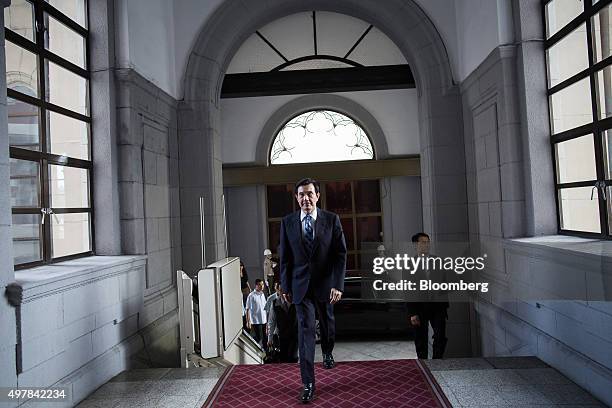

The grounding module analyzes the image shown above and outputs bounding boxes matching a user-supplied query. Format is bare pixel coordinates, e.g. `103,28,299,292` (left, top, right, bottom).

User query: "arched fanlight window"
270,110,374,165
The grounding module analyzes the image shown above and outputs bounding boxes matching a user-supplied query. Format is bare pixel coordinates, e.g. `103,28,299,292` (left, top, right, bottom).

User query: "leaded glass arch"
270,110,374,164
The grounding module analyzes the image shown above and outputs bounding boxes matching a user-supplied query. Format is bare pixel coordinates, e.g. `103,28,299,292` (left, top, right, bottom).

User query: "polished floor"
77,341,604,407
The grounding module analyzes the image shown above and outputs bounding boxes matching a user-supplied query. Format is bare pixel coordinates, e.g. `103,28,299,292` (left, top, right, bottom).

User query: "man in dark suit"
280,178,347,404
406,232,449,359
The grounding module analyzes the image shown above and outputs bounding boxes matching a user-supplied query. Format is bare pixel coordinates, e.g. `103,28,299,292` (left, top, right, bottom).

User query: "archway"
178,0,466,277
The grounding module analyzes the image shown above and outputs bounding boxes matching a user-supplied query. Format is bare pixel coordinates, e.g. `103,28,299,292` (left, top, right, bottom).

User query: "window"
544,0,612,236
270,110,374,164
266,180,383,270
5,0,92,267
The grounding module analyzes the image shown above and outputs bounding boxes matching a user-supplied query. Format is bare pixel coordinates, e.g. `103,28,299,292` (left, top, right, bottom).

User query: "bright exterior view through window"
4,0,92,268
545,0,612,236
270,110,374,165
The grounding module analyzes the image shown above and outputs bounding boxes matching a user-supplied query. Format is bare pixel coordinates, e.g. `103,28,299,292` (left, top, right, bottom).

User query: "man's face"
255,281,264,291
416,236,430,256
295,183,320,214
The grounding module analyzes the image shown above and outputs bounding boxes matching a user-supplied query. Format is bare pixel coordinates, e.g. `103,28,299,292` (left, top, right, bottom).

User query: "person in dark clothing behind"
240,261,252,329
406,232,449,359
267,282,298,363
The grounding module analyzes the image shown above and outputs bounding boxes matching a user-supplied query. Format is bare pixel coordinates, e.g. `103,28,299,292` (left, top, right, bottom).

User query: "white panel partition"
218,258,243,350
177,257,263,364
177,270,195,367
198,267,220,358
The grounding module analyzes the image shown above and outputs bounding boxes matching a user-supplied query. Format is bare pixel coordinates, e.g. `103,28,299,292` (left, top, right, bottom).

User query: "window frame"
544,0,612,238
5,0,94,269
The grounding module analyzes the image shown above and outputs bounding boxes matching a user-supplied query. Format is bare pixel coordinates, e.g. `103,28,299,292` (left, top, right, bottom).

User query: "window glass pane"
47,0,87,28
46,14,86,68
354,180,381,213
270,110,373,164
325,181,352,214
545,0,584,38
595,63,612,120
47,111,89,160
8,97,40,151
267,184,293,218
546,23,589,88
356,216,382,248
5,40,39,97
12,213,42,264
10,159,39,207
268,221,280,254
51,212,90,257
591,3,611,64
559,187,601,233
555,135,597,183
46,61,88,115
605,129,612,179
340,217,354,251
549,76,593,134
607,187,612,235
4,0,35,42
49,165,89,208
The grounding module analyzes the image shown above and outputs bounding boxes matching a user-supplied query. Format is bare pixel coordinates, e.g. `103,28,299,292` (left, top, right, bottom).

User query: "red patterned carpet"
203,359,452,407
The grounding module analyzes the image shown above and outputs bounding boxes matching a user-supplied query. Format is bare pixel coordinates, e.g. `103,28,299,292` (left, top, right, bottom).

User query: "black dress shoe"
323,353,335,369
301,383,315,403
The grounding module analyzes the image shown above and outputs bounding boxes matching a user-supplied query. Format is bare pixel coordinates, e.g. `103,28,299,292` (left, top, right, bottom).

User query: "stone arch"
254,94,390,166
178,0,466,272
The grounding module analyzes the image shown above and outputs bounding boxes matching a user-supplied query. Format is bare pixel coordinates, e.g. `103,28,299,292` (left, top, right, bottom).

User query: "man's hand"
5,283,23,307
330,288,342,304
282,292,292,304
247,321,252,330
410,315,420,327
267,339,273,348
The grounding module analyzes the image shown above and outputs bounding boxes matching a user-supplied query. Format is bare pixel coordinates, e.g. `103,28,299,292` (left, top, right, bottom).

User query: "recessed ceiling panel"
316,11,370,58
349,27,407,66
226,12,407,73
258,12,314,62
226,34,285,74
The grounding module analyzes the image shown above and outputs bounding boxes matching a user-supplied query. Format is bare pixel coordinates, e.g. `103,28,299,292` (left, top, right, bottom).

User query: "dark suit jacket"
280,208,347,304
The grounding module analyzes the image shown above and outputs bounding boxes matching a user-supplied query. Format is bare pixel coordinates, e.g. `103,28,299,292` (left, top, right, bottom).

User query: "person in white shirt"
245,279,268,348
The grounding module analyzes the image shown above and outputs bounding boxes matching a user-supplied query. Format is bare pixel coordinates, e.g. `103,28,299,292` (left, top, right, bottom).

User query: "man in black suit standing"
407,232,449,359
280,178,347,404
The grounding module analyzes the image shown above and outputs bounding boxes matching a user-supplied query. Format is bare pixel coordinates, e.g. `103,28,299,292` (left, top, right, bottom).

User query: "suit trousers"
250,324,266,349
414,308,447,359
295,293,335,384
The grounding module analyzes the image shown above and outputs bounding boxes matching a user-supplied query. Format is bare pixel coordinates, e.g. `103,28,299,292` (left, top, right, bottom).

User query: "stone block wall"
115,68,181,367
462,43,612,406
15,257,148,407
116,69,181,284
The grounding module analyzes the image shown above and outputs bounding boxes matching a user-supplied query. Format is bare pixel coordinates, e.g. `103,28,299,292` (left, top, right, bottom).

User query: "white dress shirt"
245,290,267,324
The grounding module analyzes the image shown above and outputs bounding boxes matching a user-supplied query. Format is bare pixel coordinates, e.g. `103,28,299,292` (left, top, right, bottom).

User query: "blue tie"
304,214,314,254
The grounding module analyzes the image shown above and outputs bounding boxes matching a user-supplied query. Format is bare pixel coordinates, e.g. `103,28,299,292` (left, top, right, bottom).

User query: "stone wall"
116,68,182,366
0,2,17,405
15,257,149,406
462,39,612,407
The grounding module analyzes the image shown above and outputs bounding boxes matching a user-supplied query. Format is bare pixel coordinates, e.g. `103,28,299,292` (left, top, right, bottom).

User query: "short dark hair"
294,178,320,195
255,278,263,285
411,232,430,243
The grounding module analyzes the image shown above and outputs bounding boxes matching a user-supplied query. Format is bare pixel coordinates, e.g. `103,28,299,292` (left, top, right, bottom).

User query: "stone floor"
77,341,604,407
425,357,605,407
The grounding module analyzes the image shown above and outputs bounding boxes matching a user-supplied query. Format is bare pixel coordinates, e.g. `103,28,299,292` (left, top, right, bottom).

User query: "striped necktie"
304,214,314,254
